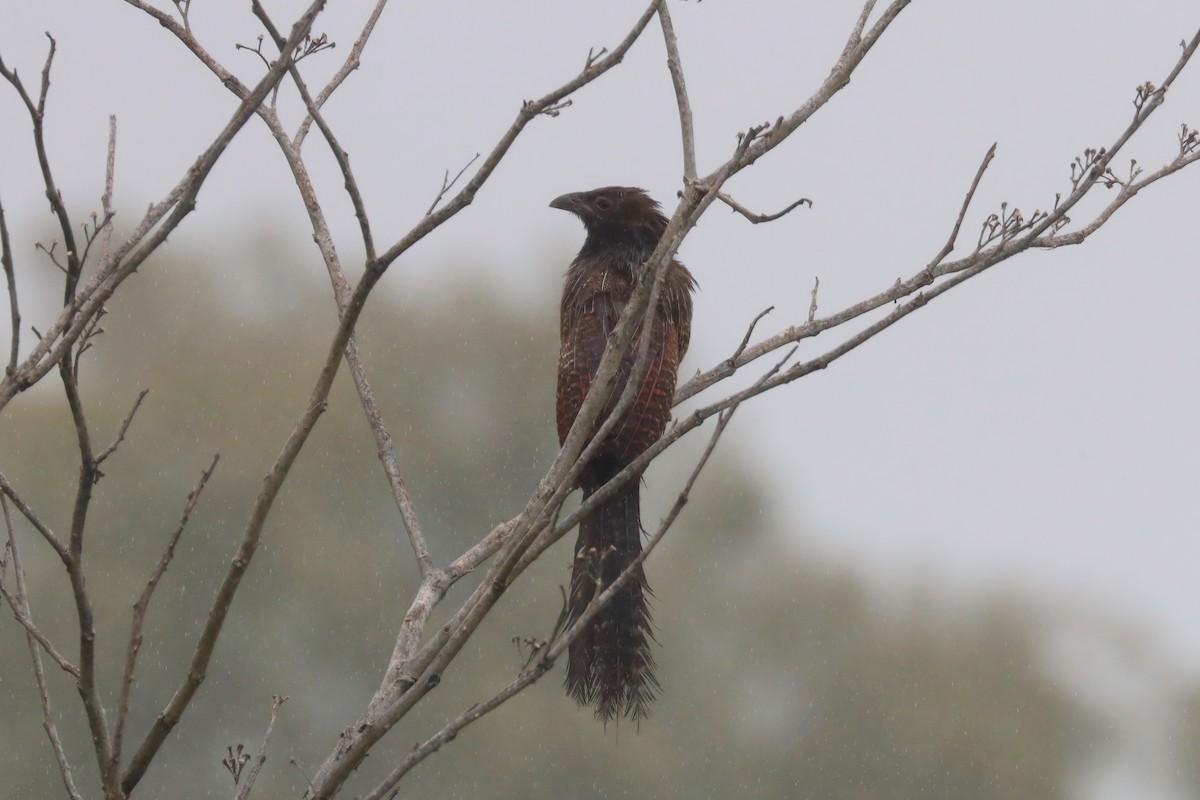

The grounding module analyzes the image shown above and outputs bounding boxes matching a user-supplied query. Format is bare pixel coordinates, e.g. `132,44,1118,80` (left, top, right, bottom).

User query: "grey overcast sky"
2,0,1198,678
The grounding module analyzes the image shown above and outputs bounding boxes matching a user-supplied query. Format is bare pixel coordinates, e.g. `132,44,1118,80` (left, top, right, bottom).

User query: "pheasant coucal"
550,186,696,723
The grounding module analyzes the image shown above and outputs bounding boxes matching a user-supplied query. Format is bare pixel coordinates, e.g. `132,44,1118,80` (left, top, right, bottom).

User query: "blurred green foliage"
1,231,1094,799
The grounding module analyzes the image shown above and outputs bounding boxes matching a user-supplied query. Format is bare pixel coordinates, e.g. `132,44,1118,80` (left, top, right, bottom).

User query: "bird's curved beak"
549,192,584,213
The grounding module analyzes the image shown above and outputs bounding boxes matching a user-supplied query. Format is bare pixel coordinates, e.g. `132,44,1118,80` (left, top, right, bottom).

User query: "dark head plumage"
550,186,668,253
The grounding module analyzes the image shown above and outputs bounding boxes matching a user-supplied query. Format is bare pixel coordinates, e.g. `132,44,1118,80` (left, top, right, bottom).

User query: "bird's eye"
595,196,612,211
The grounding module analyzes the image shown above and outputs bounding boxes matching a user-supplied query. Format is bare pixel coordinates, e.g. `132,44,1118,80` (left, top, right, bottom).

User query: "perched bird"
550,186,696,723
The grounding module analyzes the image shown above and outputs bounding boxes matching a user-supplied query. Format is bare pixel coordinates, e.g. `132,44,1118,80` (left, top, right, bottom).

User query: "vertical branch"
58,361,118,794
658,1,697,181
1,190,18,376
100,116,117,266
34,34,82,302
3,496,84,800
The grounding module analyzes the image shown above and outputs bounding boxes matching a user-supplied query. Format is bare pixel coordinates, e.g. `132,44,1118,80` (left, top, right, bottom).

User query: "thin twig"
730,306,774,365
290,757,317,796
424,153,481,217
345,341,431,571
0,577,80,677
2,496,83,800
1,190,18,377
0,471,69,564
738,0,911,168
94,389,149,467
112,454,219,774
0,497,80,678
930,143,996,266
0,34,82,303
76,211,114,273
235,695,288,800
807,277,820,323
716,191,812,223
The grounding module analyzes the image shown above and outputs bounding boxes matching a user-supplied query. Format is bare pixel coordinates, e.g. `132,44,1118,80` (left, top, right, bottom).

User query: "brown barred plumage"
550,186,695,724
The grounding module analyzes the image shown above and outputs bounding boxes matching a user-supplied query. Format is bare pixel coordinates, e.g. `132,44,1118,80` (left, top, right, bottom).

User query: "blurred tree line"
0,227,1179,799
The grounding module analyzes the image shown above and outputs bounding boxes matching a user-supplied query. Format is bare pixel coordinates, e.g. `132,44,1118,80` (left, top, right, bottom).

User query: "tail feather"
564,481,659,723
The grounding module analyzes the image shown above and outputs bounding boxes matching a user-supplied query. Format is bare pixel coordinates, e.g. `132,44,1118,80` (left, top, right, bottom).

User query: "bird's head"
550,186,668,250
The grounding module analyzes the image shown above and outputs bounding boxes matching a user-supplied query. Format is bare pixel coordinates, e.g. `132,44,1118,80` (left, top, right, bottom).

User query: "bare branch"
1034,146,1200,249
142,0,432,584
731,306,774,365
171,0,193,33
33,240,67,274
243,5,434,575
2,5,1184,800
294,0,390,148
341,76,863,798
1,495,83,800
56,345,121,795
303,6,668,794
362,394,741,800
847,0,880,49
345,341,432,572
0,499,80,678
112,454,219,774
372,0,665,272
716,191,812,223
93,388,149,468
0,576,81,677
424,153,481,217
737,0,911,170
112,6,334,794
931,143,996,266
0,471,69,562
250,2,377,262
0,191,17,378
658,1,696,181
674,27,1199,410
0,0,327,412
0,33,83,303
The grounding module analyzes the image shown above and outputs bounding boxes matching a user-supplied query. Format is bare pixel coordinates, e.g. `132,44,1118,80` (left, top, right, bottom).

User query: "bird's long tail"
564,475,659,724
